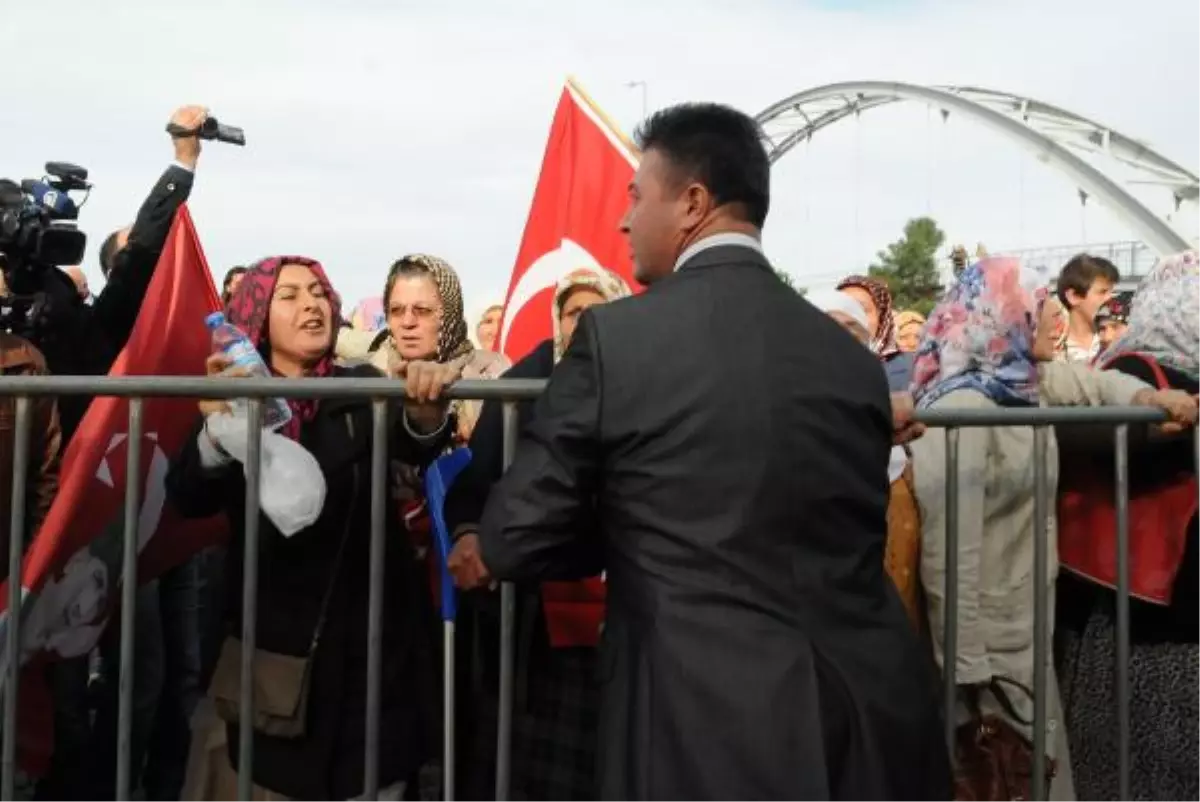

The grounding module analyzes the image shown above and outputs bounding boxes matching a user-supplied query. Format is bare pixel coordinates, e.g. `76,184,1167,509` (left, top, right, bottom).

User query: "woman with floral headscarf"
907,256,1195,799
167,256,455,800
837,275,915,390
1055,251,1200,800
443,266,630,800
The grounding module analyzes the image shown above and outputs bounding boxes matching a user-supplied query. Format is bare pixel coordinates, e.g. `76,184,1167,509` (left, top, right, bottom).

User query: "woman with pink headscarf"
168,256,456,800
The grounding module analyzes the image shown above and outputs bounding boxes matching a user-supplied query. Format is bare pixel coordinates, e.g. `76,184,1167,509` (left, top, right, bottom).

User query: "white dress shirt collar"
673,232,764,272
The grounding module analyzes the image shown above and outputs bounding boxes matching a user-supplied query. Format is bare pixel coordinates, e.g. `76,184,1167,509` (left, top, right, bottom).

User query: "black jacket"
479,245,951,800
166,365,445,799
49,164,194,441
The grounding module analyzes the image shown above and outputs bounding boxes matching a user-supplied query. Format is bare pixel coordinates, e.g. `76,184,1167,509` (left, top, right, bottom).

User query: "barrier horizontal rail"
0,375,1174,427
0,374,1168,801
0,375,548,400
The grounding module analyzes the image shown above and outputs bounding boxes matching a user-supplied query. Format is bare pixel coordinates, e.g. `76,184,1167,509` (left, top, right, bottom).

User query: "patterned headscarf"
1095,292,1133,326
350,296,385,332
1105,251,1199,380
895,310,926,333
837,275,899,359
910,257,1053,409
551,267,631,361
385,254,474,364
226,256,342,439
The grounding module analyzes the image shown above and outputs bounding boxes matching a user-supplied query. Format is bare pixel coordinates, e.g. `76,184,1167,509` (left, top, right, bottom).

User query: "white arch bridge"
754,81,1198,256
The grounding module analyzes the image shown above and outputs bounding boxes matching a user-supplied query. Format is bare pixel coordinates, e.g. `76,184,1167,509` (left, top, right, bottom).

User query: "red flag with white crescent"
498,78,640,361
0,206,226,775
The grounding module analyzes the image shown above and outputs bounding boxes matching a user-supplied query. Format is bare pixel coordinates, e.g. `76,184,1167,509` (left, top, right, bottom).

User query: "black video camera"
0,161,90,278
166,116,246,147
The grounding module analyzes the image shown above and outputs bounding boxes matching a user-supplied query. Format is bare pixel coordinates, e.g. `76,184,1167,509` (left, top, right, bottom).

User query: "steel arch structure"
754,81,1197,255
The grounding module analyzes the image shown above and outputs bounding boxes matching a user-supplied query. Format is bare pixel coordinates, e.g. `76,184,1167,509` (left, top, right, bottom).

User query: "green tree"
774,268,806,295
867,216,946,316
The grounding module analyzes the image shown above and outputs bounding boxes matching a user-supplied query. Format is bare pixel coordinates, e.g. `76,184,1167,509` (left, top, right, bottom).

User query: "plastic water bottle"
205,312,292,430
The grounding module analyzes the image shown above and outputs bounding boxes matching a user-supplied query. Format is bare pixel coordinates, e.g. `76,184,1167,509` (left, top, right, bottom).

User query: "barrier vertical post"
1113,424,1131,799
942,427,960,757
495,403,518,802
1,397,31,802
116,398,143,801
364,400,389,799
1031,426,1049,801
237,400,264,802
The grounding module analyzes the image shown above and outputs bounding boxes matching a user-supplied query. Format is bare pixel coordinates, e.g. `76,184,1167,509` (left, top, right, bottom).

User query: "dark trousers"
87,580,165,799
143,547,225,801
34,657,91,800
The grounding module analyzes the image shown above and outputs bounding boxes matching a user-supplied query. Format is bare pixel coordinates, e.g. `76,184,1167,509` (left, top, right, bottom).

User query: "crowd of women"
83,243,1196,801
810,251,1198,801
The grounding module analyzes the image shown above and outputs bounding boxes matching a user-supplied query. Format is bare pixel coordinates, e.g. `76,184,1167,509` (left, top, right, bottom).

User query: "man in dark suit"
462,103,950,799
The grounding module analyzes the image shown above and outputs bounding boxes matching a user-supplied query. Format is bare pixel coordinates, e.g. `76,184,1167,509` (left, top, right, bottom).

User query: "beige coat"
340,332,510,444
910,361,1149,800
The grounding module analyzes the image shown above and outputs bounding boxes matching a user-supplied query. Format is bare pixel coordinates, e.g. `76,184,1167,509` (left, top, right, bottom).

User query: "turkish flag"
498,78,640,361
0,206,225,775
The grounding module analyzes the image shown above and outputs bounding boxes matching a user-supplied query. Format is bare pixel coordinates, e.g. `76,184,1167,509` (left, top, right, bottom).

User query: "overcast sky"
2,0,1196,320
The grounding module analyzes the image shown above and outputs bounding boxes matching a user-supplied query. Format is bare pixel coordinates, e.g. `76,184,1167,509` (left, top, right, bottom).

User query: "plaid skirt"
457,595,600,801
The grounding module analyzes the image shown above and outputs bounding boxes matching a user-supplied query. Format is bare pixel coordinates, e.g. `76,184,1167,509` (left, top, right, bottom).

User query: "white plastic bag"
205,413,327,536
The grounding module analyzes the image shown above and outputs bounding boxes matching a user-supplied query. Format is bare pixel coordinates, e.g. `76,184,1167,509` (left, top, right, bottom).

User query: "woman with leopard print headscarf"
371,254,509,445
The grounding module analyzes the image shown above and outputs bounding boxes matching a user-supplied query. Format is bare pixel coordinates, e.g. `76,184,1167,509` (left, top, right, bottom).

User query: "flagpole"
566,75,640,157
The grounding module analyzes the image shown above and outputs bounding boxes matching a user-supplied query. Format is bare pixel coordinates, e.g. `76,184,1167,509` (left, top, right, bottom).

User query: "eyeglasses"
389,304,441,321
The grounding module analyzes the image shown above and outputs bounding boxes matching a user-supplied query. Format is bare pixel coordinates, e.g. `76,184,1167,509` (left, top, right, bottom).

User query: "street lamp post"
625,80,648,120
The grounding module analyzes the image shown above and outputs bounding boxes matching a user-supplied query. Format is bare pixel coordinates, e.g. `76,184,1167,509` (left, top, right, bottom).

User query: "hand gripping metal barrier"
0,375,1177,801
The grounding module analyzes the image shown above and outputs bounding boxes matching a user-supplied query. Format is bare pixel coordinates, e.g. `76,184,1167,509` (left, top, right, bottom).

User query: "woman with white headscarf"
1055,251,1200,800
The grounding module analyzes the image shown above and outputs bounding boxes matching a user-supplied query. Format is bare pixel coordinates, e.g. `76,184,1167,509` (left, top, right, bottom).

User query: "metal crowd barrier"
0,376,1173,801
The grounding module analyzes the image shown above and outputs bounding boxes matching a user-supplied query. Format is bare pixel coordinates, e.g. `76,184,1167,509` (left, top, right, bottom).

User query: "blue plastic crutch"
424,447,473,802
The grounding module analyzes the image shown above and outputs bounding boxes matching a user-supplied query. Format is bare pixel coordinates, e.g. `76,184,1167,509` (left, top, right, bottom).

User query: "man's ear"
681,182,712,228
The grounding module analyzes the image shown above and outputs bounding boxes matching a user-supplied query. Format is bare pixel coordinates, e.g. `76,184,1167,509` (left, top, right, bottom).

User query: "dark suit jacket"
480,244,951,800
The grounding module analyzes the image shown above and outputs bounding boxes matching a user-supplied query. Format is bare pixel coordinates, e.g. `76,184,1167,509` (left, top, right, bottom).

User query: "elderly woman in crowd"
370,254,509,444
168,256,455,800
837,275,915,389
1055,251,1200,800
444,265,630,800
908,256,1196,799
895,310,926,354
476,303,504,352
807,289,923,630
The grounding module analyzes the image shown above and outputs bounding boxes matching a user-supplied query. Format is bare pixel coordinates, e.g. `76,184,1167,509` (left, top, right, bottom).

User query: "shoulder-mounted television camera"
0,161,90,281
0,162,91,339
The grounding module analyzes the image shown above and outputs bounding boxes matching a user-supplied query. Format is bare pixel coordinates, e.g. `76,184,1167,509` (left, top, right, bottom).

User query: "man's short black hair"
98,230,121,279
634,102,770,228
